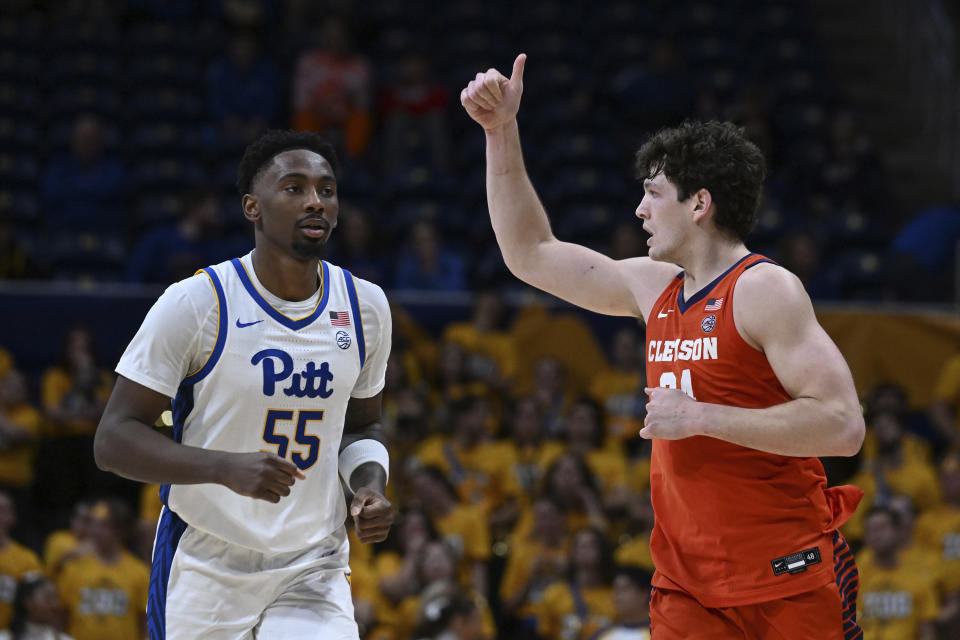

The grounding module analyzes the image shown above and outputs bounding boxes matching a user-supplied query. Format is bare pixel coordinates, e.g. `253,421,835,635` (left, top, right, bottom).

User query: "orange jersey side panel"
645,253,862,607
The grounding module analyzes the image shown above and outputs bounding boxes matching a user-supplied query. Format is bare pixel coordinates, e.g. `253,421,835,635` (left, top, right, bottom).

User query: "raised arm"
94,376,303,502
461,54,679,320
641,264,865,456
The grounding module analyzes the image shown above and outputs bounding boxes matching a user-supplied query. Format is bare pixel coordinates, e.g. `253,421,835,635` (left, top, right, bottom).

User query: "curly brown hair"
634,121,766,242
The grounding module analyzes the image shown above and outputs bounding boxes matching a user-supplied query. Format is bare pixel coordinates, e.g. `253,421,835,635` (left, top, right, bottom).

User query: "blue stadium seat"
0,153,38,187
0,81,39,117
0,117,39,150
129,88,205,121
133,158,206,190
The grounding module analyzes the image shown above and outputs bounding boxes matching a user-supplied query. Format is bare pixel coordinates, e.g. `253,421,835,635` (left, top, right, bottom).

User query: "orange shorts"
650,533,862,640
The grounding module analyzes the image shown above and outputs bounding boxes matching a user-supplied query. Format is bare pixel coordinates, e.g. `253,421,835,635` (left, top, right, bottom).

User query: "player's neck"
250,247,321,302
678,238,749,300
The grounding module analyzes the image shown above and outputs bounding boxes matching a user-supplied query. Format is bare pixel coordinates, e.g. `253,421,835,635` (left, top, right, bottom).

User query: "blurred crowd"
0,300,959,639
0,0,958,300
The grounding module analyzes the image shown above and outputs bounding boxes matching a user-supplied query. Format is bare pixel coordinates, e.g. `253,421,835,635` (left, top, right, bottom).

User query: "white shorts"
147,507,357,640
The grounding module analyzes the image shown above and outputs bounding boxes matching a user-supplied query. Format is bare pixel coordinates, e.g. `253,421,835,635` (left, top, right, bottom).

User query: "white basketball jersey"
117,252,391,553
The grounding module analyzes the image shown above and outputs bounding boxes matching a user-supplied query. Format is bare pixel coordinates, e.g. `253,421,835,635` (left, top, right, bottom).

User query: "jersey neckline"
231,257,331,330
676,252,755,314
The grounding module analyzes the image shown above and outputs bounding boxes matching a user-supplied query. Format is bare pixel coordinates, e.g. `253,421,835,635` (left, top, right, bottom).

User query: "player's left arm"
642,263,865,456
340,393,394,543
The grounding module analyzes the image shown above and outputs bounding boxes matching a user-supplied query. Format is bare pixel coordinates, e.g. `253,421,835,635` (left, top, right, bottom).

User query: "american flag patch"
704,297,724,311
329,310,350,326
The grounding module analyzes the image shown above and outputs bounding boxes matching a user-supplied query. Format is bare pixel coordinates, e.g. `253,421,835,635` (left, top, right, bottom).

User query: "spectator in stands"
206,27,278,142
432,342,488,412
857,505,938,640
591,566,652,640
503,395,564,502
778,229,839,300
126,188,235,284
380,51,450,173
865,381,938,453
41,328,111,438
292,16,372,157
930,347,960,446
41,114,126,234
588,327,646,446
0,492,40,631
57,499,148,640
378,509,438,613
394,220,467,291
42,500,91,580
394,541,495,640
561,398,629,510
535,527,615,640
607,221,646,262
513,454,608,542
442,290,518,391
845,410,941,543
327,203,388,285
0,573,71,640
499,496,569,629
915,452,960,634
613,490,655,574
409,466,490,598
531,357,570,439
411,590,486,640
413,395,520,529
0,369,40,528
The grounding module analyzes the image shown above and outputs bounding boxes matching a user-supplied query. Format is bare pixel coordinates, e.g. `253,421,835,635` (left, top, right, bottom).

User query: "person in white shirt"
94,130,394,640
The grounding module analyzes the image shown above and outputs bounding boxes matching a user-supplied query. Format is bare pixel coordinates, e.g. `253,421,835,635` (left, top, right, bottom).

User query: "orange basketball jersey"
645,253,862,607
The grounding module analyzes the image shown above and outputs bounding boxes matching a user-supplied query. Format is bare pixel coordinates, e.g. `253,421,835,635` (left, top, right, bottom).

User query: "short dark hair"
634,121,766,242
614,565,654,591
236,130,340,196
865,504,901,529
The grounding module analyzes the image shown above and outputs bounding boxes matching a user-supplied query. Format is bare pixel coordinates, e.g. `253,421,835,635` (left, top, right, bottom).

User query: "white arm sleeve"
115,273,219,398
350,279,392,399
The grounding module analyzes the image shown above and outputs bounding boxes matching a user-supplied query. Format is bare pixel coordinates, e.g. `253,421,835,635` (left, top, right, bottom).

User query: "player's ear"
242,194,261,223
692,188,713,223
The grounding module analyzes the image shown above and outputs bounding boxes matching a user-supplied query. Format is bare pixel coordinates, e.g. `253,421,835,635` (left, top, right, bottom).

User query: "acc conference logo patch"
336,330,351,350
701,314,717,333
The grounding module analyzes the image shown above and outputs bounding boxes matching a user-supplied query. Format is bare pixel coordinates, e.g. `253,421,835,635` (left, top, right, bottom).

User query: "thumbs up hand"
461,53,527,132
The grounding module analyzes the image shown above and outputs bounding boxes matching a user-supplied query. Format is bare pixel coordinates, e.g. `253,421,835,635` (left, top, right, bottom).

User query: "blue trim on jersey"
159,383,193,506
833,531,863,640
343,269,366,368
183,267,228,384
231,258,330,330
147,507,188,640
676,253,757,314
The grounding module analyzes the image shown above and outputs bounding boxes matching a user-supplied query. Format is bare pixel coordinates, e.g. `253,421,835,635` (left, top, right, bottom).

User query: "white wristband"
338,439,390,491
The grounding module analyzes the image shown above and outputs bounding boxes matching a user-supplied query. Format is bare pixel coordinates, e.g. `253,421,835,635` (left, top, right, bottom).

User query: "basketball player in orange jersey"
461,55,866,640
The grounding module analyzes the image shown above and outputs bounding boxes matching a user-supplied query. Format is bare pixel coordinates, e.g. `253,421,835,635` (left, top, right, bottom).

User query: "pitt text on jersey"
252,348,335,398
647,337,718,363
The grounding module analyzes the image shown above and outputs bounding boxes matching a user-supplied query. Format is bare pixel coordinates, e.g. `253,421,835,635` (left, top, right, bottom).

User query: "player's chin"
291,237,329,259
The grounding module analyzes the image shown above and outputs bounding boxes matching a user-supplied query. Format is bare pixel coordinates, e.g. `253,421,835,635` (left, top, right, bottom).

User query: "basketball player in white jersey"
93,130,394,640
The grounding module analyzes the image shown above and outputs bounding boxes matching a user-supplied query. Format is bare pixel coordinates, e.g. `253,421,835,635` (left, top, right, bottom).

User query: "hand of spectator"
461,54,526,131
218,452,305,503
350,487,394,543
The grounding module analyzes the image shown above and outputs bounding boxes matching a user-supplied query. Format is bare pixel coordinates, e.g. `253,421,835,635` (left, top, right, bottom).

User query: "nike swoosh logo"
236,319,263,328
657,310,673,318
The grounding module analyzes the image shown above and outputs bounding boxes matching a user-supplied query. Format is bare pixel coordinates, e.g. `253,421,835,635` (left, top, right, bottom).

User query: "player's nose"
303,189,323,211
635,202,649,220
